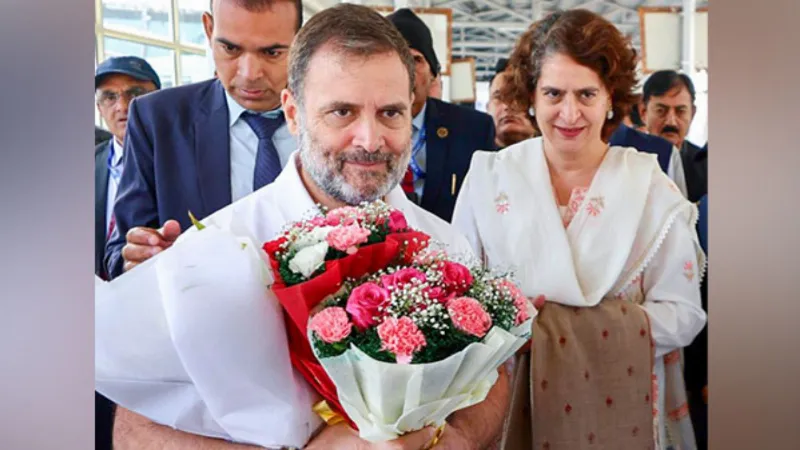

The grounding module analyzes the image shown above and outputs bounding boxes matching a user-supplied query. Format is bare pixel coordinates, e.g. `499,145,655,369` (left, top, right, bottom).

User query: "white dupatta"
454,138,705,308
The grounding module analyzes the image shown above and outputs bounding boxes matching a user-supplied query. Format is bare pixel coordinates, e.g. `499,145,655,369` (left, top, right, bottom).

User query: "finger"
122,242,163,264
126,227,167,247
391,426,436,450
159,220,182,242
532,295,546,310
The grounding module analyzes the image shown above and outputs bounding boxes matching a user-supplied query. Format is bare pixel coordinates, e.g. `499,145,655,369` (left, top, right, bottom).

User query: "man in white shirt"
112,4,510,449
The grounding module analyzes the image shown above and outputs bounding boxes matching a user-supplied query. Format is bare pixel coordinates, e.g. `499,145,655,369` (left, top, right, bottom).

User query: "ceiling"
303,0,709,82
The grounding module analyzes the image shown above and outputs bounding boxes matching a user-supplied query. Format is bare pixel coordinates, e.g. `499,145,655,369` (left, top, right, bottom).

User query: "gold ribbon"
312,400,345,426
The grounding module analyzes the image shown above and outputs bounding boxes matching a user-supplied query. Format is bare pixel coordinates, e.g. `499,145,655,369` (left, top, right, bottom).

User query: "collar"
224,90,283,128
110,138,124,167
412,101,427,132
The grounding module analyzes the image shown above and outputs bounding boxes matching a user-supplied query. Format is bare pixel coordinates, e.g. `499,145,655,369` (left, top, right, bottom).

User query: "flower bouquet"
262,201,533,441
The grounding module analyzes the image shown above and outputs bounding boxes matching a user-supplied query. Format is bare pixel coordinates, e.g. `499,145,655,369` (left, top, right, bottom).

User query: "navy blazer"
419,98,497,222
95,141,111,278
105,79,234,279
609,124,673,174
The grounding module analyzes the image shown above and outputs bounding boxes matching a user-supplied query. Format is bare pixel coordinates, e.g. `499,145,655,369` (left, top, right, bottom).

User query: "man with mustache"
641,70,706,202
111,4,510,449
486,58,537,148
104,0,302,279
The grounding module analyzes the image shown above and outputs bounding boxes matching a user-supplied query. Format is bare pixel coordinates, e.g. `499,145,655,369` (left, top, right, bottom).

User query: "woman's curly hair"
499,9,640,141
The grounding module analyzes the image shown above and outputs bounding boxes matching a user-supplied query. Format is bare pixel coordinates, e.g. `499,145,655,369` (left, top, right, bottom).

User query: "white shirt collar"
412,101,427,132
224,91,284,128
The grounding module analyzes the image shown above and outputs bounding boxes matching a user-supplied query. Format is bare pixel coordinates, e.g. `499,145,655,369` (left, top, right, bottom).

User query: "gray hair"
287,3,416,108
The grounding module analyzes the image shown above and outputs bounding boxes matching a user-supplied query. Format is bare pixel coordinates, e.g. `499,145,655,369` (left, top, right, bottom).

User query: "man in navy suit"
387,8,497,223
104,0,303,279
94,55,161,450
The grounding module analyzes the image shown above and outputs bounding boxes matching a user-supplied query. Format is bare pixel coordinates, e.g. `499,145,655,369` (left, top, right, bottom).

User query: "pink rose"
380,268,427,291
377,316,427,364
441,262,474,295
447,297,492,338
326,225,371,254
346,282,391,330
309,307,352,344
388,210,408,232
308,216,328,228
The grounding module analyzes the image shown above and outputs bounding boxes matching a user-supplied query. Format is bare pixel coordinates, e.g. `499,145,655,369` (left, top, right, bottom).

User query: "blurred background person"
486,58,537,149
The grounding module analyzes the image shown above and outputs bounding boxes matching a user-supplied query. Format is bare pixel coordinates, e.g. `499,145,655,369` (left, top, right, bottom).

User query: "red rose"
388,210,408,232
441,262,474,295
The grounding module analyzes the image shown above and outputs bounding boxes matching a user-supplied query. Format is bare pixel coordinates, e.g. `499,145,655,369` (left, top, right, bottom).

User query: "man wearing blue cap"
95,55,161,280
93,55,161,450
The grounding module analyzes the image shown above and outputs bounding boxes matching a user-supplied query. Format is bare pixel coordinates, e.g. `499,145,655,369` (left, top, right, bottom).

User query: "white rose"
292,226,335,252
288,241,329,279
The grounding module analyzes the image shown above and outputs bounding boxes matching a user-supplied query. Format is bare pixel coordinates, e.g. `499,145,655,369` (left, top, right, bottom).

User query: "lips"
555,126,584,138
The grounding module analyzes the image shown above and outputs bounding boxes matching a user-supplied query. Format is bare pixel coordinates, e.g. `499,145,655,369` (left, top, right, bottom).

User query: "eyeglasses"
96,86,153,107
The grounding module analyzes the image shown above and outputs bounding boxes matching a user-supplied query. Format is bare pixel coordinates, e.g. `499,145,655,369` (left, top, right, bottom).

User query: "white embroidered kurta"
452,138,706,447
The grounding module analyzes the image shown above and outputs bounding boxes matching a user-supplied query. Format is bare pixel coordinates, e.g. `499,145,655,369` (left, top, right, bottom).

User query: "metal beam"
682,0,696,74
453,21,529,30
471,0,532,23
453,41,514,48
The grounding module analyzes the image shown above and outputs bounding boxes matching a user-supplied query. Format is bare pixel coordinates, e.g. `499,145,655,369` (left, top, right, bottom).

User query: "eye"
581,91,597,99
263,48,285,58
543,89,560,99
331,109,351,118
382,109,403,119
221,43,238,54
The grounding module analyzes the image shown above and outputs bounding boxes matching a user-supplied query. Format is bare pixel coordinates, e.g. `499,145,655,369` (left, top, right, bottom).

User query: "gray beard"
297,115,411,206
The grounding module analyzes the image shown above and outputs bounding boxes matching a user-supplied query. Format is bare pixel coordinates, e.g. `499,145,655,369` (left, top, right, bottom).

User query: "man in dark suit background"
387,8,497,223
94,55,161,450
486,58,537,149
104,0,302,279
95,126,112,146
640,70,706,202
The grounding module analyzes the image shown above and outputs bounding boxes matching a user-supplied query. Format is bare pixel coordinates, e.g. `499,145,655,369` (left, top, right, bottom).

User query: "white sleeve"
639,217,707,358
451,170,486,264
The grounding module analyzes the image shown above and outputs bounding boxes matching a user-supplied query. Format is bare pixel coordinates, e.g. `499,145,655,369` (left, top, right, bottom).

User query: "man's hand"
122,219,182,272
431,423,476,450
304,423,438,450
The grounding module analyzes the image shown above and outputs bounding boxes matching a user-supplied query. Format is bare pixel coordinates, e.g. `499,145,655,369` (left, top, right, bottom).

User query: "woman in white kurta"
452,9,706,450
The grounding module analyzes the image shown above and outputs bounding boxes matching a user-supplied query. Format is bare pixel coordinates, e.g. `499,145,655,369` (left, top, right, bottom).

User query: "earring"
606,109,614,120
528,106,535,116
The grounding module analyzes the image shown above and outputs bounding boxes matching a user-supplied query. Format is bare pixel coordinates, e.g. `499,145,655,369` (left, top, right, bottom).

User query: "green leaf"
188,211,205,230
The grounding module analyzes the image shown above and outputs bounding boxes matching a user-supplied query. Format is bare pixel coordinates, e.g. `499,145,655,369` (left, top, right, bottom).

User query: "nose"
351,115,384,153
664,109,678,126
115,95,132,114
559,95,581,124
237,52,264,82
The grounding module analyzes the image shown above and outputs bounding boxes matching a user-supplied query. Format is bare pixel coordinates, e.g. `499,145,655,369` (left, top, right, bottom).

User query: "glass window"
179,0,208,46
103,37,176,89
102,0,173,41
180,52,209,85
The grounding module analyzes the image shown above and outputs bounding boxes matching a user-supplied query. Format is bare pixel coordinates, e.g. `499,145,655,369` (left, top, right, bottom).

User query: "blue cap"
95,56,162,90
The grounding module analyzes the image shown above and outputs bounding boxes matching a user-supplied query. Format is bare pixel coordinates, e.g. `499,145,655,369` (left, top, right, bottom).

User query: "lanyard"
408,125,426,180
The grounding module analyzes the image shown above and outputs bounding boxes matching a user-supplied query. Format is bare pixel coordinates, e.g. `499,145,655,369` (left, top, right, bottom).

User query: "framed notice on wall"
639,6,708,73
373,7,453,76
449,57,476,103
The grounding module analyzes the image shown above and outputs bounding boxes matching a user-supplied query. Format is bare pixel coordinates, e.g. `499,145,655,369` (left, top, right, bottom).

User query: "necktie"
240,111,285,190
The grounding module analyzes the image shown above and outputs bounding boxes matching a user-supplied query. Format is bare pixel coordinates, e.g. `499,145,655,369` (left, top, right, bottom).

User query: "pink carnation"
447,297,492,338
441,262,474,295
381,267,427,291
388,210,408,232
308,216,328,228
326,224,371,254
498,280,530,325
377,316,427,364
326,206,364,226
346,282,391,330
309,307,352,344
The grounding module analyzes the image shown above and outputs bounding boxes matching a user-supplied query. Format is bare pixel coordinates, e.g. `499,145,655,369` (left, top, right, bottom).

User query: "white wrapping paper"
311,317,533,442
95,225,323,448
